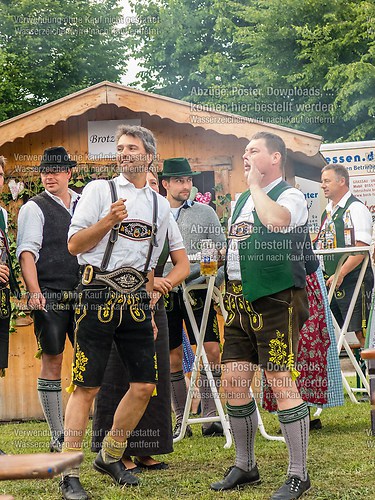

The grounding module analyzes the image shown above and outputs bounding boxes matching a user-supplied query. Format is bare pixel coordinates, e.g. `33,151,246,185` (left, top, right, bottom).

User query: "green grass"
0,396,374,499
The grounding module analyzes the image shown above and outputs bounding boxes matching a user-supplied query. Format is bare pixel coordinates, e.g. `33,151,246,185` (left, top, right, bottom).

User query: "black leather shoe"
271,474,311,499
309,419,322,430
173,422,192,439
211,465,261,491
93,452,139,486
202,422,224,437
59,476,88,500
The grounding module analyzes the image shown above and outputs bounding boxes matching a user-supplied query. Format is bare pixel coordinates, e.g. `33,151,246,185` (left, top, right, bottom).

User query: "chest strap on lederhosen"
99,179,159,275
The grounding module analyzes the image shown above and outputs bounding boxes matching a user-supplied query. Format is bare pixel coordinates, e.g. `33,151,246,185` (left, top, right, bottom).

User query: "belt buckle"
95,267,146,294
82,265,94,285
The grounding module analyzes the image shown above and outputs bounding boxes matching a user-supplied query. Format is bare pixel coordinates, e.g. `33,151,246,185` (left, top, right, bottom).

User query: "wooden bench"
360,349,375,435
0,452,83,481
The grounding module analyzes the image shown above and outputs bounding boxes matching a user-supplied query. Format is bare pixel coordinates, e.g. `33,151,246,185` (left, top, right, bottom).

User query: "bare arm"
19,251,45,309
326,240,368,288
152,248,190,304
68,199,128,255
154,249,190,293
246,167,291,229
0,264,9,284
249,184,291,229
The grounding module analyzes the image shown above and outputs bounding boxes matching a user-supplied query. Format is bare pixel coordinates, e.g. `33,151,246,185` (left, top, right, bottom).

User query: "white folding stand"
173,276,232,448
315,246,371,402
175,274,283,446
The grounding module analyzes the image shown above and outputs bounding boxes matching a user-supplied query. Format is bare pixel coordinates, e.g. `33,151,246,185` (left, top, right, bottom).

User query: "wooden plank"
0,452,83,480
189,156,232,171
0,88,106,146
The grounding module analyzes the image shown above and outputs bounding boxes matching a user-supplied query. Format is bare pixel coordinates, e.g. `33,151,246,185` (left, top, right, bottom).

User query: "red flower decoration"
195,191,212,204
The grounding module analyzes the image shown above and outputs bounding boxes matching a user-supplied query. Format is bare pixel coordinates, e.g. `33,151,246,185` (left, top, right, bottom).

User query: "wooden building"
0,81,326,420
0,80,325,191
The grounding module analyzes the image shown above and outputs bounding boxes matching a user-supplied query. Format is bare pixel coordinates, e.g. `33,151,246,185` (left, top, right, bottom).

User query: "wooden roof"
0,81,324,162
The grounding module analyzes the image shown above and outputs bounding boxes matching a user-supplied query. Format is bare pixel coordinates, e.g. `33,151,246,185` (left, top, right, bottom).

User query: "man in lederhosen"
59,125,170,500
0,156,20,453
160,158,226,438
319,163,373,348
17,147,80,452
211,132,311,500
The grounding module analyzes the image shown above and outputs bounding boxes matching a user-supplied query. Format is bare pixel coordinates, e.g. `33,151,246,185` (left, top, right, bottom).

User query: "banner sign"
87,119,141,159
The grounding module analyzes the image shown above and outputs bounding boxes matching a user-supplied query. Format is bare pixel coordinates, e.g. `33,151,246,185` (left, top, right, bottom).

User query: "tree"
126,0,375,142
0,0,125,121
237,0,375,141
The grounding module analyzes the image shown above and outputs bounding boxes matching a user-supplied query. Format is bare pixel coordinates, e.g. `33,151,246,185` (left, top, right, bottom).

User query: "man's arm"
250,184,291,229
19,251,45,309
246,166,291,229
326,241,369,289
153,248,190,296
0,264,9,285
68,199,128,255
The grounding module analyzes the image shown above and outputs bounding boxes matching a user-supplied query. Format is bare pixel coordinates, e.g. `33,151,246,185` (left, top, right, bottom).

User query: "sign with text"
321,141,375,222
87,119,141,160
295,177,322,234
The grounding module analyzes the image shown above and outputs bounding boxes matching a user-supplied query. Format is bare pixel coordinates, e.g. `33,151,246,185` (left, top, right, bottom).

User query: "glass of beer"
200,239,218,276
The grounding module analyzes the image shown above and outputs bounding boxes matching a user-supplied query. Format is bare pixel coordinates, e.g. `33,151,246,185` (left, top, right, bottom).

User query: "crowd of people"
0,125,372,500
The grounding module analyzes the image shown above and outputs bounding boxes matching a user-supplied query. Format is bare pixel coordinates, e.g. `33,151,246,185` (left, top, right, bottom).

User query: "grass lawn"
0,396,374,500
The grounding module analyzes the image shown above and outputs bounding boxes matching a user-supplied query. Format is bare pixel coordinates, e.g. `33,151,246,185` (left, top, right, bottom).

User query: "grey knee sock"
227,400,258,472
278,402,309,481
170,370,187,423
200,368,221,430
37,378,64,442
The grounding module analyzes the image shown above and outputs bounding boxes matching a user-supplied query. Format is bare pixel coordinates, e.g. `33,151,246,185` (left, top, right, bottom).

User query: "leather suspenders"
100,179,158,273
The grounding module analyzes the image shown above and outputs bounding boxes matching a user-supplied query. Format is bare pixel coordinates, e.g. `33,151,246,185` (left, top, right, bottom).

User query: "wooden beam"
189,156,233,171
0,87,107,146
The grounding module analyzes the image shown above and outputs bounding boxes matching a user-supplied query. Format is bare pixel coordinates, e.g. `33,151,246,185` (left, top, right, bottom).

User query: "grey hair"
322,163,349,187
116,125,156,156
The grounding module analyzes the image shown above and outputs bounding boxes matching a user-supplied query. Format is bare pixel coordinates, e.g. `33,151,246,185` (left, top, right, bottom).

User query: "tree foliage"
0,0,125,121
127,0,375,142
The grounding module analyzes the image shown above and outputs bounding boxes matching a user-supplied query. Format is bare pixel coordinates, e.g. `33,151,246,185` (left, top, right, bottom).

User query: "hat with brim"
159,157,200,178
38,146,77,172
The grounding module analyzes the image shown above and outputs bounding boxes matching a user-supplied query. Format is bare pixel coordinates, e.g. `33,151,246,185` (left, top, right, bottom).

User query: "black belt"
81,265,148,294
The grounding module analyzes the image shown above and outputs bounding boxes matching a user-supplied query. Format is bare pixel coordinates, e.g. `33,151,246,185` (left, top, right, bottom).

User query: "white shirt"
17,189,80,262
167,213,184,251
227,177,308,280
325,191,372,246
0,207,7,229
68,175,170,272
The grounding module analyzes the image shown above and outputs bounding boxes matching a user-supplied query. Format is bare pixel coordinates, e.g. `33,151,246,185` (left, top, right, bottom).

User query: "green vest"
232,181,307,303
321,194,362,276
0,210,20,297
